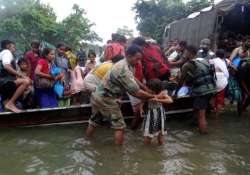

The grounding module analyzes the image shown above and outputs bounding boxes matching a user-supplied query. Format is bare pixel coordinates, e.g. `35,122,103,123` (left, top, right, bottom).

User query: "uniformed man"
179,45,216,134
86,45,157,145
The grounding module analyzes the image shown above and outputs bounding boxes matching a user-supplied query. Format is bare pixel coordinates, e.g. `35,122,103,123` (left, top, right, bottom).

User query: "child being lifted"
142,79,173,145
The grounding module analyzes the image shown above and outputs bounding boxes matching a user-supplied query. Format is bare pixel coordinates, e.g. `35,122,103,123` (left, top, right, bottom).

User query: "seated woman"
35,48,63,108
0,40,31,113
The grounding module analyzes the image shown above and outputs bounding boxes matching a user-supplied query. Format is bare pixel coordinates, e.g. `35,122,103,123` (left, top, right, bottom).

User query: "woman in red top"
35,48,63,108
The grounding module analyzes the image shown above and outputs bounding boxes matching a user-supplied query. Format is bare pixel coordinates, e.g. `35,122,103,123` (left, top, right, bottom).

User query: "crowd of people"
0,32,250,145
0,40,94,112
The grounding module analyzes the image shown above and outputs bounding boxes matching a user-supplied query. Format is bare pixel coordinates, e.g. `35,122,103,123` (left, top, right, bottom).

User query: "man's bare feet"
5,101,23,113
199,124,208,135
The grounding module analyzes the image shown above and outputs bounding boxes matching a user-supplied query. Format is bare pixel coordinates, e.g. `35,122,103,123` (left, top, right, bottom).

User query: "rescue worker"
179,45,216,134
85,45,158,145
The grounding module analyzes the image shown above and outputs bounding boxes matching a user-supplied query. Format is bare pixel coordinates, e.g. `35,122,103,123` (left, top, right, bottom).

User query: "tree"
0,0,58,51
133,0,214,43
56,4,101,49
0,0,100,51
116,26,134,38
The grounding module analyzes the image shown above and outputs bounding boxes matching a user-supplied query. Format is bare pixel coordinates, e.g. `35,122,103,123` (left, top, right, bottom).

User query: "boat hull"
0,97,194,127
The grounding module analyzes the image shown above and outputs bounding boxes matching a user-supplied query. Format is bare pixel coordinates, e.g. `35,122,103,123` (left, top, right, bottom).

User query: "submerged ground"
0,105,249,175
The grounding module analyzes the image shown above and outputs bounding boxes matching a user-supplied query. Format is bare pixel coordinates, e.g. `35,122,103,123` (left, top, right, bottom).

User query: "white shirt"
209,57,229,91
209,57,229,78
168,51,178,62
0,49,14,65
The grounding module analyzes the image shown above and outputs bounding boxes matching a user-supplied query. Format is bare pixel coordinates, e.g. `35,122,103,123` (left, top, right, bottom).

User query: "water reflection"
0,110,250,175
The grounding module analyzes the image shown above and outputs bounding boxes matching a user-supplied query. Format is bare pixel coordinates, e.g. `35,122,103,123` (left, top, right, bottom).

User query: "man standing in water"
179,45,216,134
86,45,157,145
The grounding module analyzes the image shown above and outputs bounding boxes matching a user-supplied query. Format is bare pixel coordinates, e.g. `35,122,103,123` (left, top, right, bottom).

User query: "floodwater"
0,107,250,175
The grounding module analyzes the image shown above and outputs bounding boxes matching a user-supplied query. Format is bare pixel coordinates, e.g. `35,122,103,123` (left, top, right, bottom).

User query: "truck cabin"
163,0,250,58
217,2,250,56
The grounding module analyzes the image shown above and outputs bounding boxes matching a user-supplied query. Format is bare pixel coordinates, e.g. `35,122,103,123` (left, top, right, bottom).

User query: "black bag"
35,76,54,89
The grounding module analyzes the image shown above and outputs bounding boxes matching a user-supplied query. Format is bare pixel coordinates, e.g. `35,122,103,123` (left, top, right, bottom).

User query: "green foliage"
56,4,101,49
133,0,214,43
116,26,134,38
0,0,100,51
186,0,214,13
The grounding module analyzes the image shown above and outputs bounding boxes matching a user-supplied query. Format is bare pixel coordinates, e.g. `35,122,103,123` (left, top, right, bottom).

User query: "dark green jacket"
180,58,216,96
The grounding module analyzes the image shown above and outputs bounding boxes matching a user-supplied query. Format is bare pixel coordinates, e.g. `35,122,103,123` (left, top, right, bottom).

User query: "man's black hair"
147,79,163,94
17,58,28,65
186,45,198,56
111,55,124,63
1,40,14,49
88,51,96,58
117,35,127,43
216,49,225,58
132,37,147,46
56,43,66,49
65,46,72,52
31,40,40,48
179,41,187,48
126,44,143,56
42,48,53,58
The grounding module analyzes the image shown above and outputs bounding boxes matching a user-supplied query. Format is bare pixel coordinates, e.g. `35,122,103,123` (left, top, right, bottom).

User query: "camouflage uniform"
89,59,140,129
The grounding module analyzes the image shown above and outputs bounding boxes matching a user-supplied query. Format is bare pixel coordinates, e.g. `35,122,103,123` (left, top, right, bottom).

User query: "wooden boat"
0,96,194,128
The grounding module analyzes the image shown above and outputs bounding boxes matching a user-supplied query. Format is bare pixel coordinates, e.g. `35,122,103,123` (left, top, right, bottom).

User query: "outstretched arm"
152,91,173,104
4,64,22,77
130,89,155,100
135,78,153,93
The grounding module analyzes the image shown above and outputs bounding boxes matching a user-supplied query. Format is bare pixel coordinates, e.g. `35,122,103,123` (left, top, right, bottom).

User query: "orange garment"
104,42,125,61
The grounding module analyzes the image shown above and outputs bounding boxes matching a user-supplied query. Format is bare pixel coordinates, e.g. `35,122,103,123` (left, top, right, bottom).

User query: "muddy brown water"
0,106,249,175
